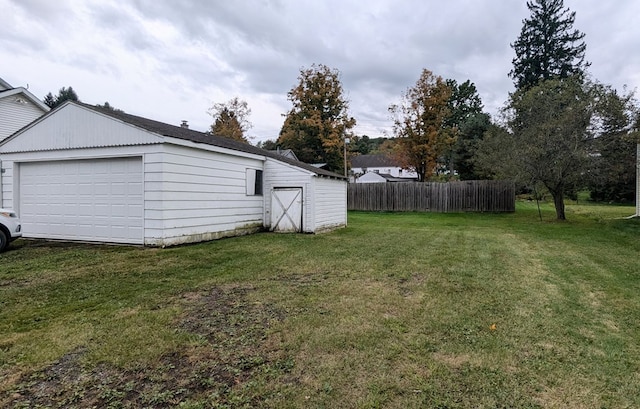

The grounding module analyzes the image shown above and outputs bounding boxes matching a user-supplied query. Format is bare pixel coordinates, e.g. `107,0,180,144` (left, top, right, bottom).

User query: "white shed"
0,102,347,246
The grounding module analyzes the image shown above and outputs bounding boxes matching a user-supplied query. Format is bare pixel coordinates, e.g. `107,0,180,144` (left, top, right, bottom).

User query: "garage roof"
0,101,345,180
82,103,345,180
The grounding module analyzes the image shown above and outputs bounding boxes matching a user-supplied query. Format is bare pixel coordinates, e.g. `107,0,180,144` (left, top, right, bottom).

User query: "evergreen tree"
510,0,588,90
444,79,489,180
587,86,638,202
96,101,124,113
256,139,278,150
43,86,80,109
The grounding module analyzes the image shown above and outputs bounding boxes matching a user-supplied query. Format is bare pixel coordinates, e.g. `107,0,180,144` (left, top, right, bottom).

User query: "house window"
246,169,263,196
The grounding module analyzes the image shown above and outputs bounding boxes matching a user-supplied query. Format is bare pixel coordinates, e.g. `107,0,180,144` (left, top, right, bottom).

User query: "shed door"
19,157,144,244
271,188,302,232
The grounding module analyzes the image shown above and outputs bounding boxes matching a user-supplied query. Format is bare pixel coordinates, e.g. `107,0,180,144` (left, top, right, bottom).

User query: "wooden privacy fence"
348,180,515,212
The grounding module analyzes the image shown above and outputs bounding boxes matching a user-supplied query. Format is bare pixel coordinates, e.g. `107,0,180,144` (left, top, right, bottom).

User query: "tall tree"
256,139,278,150
351,134,371,155
444,79,489,180
510,0,588,91
476,77,595,220
587,86,638,202
208,97,252,143
43,86,80,109
278,64,356,173
389,69,455,182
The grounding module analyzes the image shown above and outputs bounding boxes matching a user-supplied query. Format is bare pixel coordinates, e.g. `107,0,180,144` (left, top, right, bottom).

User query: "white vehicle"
0,208,22,252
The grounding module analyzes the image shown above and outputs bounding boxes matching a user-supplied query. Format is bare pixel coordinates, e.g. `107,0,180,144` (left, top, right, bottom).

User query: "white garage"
0,101,347,246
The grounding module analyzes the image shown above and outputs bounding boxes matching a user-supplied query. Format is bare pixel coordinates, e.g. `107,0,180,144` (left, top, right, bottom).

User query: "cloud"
2,0,639,142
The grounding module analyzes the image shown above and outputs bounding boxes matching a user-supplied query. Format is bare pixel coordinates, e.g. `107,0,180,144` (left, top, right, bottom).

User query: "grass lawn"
1,201,639,408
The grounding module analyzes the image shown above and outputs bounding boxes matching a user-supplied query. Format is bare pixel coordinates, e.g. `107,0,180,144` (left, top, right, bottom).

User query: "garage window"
246,169,263,195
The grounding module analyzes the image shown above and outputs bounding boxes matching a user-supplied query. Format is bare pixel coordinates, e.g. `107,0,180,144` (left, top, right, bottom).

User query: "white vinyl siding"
313,178,347,231
145,144,264,246
0,103,161,153
0,97,46,142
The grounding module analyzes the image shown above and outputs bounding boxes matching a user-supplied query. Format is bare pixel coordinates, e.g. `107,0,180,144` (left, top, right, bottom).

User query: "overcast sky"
2,0,639,142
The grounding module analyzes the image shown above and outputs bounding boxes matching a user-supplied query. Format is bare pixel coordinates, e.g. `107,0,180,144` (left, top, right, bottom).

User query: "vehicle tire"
0,230,7,252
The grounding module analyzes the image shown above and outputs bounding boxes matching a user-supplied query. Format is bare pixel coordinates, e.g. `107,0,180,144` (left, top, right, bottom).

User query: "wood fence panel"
347,180,515,212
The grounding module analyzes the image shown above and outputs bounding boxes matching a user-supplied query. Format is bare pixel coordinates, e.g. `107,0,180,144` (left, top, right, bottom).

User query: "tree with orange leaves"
278,64,356,173
389,69,456,181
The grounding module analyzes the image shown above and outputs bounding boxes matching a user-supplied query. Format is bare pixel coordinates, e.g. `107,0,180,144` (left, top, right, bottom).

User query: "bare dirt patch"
1,285,294,408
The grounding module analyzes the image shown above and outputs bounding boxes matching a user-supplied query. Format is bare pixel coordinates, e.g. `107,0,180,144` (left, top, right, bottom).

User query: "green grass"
1,201,639,408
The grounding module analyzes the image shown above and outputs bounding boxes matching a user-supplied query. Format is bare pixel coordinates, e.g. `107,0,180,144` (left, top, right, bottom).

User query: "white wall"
146,144,265,246
0,103,160,153
313,177,347,231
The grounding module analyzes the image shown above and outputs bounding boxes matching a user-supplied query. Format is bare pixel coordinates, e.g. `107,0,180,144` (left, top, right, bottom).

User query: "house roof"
269,148,299,161
7,101,344,180
351,154,400,168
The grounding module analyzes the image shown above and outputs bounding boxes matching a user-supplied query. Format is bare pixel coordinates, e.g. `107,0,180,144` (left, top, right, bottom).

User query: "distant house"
351,154,418,183
0,102,347,246
355,172,417,184
269,148,299,161
0,77,49,142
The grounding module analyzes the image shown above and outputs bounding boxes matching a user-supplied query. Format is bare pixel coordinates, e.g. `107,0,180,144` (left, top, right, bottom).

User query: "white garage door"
19,157,144,244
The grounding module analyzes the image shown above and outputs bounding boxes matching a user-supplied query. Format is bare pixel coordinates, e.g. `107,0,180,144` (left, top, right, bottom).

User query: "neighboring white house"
0,77,50,142
0,102,347,246
355,172,416,184
351,154,418,183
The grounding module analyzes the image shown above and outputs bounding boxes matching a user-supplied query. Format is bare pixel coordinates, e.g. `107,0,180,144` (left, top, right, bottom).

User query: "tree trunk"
551,190,566,220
